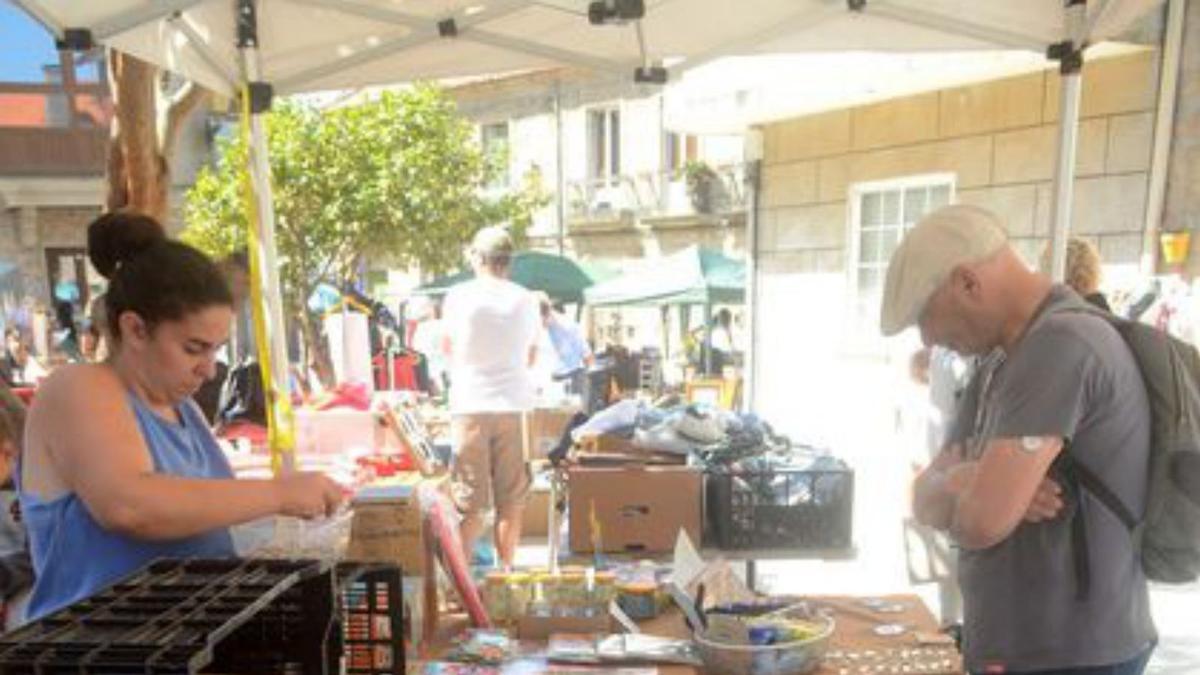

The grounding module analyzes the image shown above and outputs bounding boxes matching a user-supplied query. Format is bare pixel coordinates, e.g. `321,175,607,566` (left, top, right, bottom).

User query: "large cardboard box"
522,486,551,537
346,474,446,575
522,407,579,461
576,433,635,456
568,465,702,554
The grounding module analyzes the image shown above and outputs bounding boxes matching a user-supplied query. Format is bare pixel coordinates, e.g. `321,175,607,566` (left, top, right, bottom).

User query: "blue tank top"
20,395,237,620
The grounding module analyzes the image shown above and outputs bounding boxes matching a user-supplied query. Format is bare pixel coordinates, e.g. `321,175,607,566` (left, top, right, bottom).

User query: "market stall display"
564,398,855,556
585,245,746,383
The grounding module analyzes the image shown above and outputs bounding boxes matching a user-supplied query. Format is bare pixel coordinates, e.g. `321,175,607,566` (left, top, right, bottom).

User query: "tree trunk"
105,50,208,224
297,307,336,390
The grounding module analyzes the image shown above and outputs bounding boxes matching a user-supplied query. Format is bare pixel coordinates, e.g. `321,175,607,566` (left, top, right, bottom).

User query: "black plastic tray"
0,558,404,675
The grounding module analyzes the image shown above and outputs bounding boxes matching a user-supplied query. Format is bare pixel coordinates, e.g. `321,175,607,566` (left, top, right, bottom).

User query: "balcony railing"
0,82,112,177
0,126,107,176
566,163,747,222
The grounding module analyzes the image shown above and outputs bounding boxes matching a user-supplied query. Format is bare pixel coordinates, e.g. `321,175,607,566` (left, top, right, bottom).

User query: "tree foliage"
183,84,547,322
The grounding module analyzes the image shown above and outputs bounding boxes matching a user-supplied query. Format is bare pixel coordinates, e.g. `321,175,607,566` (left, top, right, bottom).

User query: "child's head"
0,385,27,486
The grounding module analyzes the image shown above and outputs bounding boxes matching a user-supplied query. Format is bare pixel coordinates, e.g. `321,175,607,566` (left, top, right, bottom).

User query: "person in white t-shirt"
441,227,540,567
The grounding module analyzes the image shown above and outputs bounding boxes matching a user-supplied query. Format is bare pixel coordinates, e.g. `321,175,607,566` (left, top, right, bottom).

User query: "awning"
415,250,602,304
585,244,744,307
15,1,1162,97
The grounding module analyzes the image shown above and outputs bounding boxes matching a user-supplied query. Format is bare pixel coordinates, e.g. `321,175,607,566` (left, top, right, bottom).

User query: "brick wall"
757,49,1159,272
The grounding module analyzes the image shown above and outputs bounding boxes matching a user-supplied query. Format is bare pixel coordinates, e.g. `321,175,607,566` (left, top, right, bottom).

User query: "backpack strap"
1056,440,1141,602
1054,450,1094,601
1066,454,1139,531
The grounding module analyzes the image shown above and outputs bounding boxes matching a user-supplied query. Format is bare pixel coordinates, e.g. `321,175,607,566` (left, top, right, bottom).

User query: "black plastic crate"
0,558,404,675
705,464,854,550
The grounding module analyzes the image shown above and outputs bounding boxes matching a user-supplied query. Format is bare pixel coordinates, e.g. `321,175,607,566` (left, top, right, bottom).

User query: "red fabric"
11,388,34,406
218,421,269,446
373,352,419,391
310,382,372,411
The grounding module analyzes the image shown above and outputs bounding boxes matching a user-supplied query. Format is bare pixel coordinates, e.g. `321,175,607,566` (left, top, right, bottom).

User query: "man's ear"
950,264,983,298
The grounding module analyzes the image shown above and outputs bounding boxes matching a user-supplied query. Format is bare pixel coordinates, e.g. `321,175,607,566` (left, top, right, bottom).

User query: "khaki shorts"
450,412,531,515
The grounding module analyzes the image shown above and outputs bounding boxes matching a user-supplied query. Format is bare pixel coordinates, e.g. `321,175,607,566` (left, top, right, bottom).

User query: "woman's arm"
31,366,341,541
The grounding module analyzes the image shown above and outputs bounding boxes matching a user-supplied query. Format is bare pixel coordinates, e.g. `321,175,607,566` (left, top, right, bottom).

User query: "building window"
481,121,510,189
664,131,697,174
848,174,954,340
587,108,620,184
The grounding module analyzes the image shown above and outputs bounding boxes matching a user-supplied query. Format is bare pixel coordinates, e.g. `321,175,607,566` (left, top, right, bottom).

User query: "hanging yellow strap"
240,85,296,476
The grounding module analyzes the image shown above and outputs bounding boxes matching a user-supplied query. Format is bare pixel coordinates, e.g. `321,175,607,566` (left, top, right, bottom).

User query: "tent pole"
679,305,690,375
555,82,567,257
660,305,670,386
1140,0,1187,275
1048,0,1088,283
703,302,713,376
743,132,763,413
238,0,296,473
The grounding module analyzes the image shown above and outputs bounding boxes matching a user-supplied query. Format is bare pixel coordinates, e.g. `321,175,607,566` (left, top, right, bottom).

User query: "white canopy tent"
11,0,1167,452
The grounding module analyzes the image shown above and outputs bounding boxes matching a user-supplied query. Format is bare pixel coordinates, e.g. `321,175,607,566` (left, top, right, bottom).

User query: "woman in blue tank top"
18,213,344,621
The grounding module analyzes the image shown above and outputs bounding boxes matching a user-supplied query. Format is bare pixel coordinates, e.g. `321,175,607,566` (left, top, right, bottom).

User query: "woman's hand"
273,472,345,519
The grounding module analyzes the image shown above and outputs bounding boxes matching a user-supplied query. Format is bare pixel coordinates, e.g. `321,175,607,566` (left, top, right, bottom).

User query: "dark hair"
88,212,232,341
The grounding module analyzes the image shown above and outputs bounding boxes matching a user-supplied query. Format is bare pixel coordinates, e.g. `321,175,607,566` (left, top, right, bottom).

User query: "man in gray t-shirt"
880,205,1156,674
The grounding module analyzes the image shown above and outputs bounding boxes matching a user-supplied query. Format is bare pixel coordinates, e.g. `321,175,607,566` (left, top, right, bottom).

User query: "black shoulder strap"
1056,448,1140,602
1067,456,1139,531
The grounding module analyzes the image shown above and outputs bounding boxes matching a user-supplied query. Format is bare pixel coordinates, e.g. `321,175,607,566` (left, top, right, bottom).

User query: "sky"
0,1,58,81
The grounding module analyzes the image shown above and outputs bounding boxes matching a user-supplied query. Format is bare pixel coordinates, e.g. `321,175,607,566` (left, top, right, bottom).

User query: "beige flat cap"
879,204,1008,336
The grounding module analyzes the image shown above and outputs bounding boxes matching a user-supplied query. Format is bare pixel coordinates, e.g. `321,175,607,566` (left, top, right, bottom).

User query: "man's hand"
912,444,970,531
1023,477,1064,523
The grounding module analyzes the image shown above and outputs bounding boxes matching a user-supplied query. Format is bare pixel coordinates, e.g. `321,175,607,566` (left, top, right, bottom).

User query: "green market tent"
584,245,745,307
414,250,604,304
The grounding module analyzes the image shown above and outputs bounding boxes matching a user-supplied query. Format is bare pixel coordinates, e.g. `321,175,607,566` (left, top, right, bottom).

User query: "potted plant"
683,160,723,214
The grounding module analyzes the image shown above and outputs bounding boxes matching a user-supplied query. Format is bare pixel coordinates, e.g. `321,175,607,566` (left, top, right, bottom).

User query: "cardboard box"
522,407,579,461
346,474,445,575
568,465,702,554
577,433,635,456
522,486,551,537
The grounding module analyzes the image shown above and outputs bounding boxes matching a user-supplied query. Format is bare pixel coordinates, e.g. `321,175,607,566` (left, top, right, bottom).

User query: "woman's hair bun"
87,212,167,280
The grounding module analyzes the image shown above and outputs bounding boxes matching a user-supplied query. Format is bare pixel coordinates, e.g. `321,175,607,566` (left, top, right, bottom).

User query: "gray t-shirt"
955,286,1156,672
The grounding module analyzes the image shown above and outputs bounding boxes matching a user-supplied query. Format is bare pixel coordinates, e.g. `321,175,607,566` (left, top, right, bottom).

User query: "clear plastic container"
694,614,835,675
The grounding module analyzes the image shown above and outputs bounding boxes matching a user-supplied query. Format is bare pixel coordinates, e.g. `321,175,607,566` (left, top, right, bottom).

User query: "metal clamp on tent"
245,81,274,114
236,0,259,48
55,27,93,51
630,3,667,85
634,66,667,84
587,0,645,25
1047,39,1085,74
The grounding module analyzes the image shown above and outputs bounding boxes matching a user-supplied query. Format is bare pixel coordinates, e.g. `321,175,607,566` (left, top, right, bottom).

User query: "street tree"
183,84,547,378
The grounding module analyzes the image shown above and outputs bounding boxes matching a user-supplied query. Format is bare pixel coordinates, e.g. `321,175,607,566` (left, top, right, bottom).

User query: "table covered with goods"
0,389,962,674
